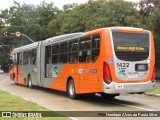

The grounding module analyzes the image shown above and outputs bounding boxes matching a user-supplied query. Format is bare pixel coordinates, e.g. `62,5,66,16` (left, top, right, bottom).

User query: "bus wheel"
28,76,33,88
100,93,119,99
67,79,77,99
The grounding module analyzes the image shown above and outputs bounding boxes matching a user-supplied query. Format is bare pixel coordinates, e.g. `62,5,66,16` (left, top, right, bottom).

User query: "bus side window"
59,42,68,53
79,36,91,63
92,34,100,62
68,39,78,63
23,52,26,65
52,55,58,63
45,46,52,64
28,51,32,65
59,42,68,63
52,44,59,64
32,50,36,65
17,53,20,64
19,52,23,65
45,46,52,78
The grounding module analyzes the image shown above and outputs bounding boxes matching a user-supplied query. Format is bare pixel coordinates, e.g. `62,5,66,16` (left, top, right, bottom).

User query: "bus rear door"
79,35,100,93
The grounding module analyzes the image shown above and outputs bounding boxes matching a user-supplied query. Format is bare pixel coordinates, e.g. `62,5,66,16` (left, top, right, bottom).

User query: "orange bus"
10,27,155,99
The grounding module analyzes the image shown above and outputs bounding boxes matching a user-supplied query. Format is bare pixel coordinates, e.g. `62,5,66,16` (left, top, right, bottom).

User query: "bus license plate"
115,85,124,89
135,64,148,71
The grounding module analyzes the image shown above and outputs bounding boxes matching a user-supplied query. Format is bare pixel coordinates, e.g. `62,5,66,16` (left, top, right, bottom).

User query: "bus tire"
28,76,33,89
67,79,77,99
100,93,119,99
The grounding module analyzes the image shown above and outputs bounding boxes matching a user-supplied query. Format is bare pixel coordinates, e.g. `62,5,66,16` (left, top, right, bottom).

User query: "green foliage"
48,0,141,36
147,88,160,94
0,50,9,66
0,1,60,67
0,0,59,43
139,0,160,68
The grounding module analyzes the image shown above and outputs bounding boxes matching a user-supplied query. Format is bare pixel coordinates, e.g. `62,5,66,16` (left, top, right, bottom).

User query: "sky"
1,0,140,10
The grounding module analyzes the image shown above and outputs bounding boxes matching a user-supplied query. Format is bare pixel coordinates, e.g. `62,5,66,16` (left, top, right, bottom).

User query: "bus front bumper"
102,81,154,94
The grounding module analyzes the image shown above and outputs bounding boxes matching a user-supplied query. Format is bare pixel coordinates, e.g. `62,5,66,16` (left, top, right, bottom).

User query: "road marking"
23,98,29,101
10,92,16,96
3,91,30,101
69,117,78,120
1,89,5,91
112,101,156,111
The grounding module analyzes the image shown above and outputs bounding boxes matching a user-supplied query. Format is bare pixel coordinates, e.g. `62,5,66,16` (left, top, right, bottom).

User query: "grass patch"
156,79,160,82
0,90,69,120
148,88,160,94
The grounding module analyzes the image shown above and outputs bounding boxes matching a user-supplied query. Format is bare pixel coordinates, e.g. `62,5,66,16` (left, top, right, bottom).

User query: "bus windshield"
112,31,150,61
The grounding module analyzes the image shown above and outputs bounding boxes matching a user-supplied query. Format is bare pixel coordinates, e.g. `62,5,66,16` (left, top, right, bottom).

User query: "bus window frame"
59,41,68,64
91,34,101,63
68,38,79,64
79,36,92,63
52,43,59,64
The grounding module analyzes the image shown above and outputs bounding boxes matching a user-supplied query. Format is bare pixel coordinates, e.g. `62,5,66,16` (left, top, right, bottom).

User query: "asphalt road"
0,74,160,120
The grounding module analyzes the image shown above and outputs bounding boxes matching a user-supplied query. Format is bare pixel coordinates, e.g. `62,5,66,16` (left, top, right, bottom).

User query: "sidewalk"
144,81,160,97
155,81,160,87
144,93,160,97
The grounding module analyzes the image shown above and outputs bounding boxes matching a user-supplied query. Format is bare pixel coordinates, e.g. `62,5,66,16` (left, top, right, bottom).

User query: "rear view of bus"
103,27,155,95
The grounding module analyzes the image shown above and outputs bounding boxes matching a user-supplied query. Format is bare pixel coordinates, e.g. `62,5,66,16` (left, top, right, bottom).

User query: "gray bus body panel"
16,42,39,85
37,41,42,86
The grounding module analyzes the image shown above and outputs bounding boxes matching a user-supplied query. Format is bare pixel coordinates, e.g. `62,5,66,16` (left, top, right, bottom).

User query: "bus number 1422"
117,63,129,68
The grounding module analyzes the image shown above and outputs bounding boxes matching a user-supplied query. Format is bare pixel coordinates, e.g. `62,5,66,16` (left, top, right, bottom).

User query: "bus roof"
110,27,145,33
13,41,39,53
44,32,83,45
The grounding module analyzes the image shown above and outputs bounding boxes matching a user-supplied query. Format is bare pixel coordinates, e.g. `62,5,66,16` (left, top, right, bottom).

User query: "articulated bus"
10,27,155,99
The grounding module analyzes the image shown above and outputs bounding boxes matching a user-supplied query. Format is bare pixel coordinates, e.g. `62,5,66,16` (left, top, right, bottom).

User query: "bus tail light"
151,66,156,85
103,62,112,84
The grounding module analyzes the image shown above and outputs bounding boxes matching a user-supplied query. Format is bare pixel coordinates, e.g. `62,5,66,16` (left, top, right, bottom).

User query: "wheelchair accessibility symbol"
108,59,114,64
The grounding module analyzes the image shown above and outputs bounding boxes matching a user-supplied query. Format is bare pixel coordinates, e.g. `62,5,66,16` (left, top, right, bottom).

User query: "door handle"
81,78,85,80
95,79,98,81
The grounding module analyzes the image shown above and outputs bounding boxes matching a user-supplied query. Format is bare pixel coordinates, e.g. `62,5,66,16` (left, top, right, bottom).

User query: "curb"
144,93,160,97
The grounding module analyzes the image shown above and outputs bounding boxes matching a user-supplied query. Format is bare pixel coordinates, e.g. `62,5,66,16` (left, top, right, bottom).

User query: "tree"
0,0,60,45
0,1,60,66
48,0,141,36
139,0,160,67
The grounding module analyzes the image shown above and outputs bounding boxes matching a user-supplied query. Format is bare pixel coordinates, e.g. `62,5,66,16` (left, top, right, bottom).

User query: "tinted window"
69,39,79,52
112,32,149,52
60,42,68,53
23,52,28,65
52,55,58,63
112,31,149,61
68,39,79,63
45,46,51,64
59,42,68,64
32,50,36,65
79,36,91,63
68,52,78,63
52,44,59,54
92,35,100,49
52,44,59,64
59,54,67,63
19,52,23,65
79,37,91,50
92,34,100,62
